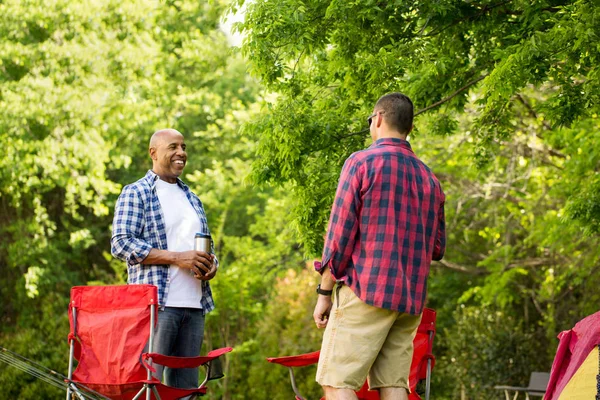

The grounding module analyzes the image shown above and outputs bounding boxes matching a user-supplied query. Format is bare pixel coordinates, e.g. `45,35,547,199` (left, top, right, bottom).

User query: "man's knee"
379,386,409,400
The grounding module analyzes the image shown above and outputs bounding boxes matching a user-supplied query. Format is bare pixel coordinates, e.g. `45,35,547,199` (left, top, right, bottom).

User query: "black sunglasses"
367,111,385,126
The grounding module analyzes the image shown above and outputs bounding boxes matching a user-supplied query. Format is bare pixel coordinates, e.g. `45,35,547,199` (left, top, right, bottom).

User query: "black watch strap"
316,284,333,296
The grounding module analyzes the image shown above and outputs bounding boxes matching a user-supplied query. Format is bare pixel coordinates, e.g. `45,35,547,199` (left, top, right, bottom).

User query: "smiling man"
111,128,218,391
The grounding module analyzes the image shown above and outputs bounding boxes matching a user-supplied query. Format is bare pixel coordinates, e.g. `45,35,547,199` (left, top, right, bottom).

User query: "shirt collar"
144,169,187,190
372,137,413,151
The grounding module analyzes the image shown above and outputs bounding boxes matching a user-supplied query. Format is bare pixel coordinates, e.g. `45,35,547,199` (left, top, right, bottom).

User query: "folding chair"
495,372,550,400
267,308,436,400
66,284,232,400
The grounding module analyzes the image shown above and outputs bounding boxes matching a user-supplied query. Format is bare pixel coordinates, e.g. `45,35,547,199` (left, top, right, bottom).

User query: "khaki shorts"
316,285,422,391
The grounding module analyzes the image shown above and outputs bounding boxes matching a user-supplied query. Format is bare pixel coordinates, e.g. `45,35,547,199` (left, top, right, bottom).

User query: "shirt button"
166,279,170,283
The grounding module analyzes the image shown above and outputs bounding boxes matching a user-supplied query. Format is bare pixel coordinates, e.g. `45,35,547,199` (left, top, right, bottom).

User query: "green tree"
0,1,272,398
236,0,600,398
236,0,600,251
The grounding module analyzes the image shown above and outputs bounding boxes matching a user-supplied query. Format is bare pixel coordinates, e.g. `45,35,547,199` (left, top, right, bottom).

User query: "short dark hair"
374,93,414,134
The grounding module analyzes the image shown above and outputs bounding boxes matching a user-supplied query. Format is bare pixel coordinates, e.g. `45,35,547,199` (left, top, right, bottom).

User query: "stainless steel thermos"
194,233,212,253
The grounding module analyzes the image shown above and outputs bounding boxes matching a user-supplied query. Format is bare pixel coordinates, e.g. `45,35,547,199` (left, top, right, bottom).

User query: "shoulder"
120,176,152,200
350,142,396,162
344,145,394,172
337,154,365,180
344,150,369,168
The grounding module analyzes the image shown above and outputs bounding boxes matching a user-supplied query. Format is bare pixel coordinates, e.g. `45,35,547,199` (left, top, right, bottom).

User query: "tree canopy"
236,0,600,397
0,0,268,398
237,0,600,250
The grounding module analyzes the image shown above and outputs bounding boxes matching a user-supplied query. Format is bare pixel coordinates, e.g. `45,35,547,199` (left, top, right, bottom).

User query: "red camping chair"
66,284,232,400
267,308,436,400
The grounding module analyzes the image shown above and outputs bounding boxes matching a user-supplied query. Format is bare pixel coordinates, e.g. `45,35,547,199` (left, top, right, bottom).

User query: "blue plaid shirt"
111,170,216,312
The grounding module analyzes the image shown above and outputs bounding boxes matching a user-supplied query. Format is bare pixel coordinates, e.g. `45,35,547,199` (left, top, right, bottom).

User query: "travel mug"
194,233,212,253
193,233,212,277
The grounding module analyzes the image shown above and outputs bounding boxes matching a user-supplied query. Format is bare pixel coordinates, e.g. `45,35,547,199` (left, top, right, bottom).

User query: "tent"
544,310,600,400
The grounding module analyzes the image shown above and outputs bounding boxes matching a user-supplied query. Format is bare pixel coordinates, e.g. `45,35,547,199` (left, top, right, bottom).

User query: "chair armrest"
494,385,530,391
267,351,321,368
144,347,232,369
418,308,436,334
527,390,546,396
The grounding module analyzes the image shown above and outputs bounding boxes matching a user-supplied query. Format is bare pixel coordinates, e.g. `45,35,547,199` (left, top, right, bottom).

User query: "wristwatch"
316,284,333,296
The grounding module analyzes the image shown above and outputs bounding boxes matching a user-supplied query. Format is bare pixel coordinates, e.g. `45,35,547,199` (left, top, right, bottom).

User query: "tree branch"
432,259,488,275
415,74,488,116
333,127,369,141
515,93,553,132
506,257,553,270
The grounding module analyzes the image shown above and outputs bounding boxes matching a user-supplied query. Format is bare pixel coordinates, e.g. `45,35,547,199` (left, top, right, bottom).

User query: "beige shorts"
316,285,422,391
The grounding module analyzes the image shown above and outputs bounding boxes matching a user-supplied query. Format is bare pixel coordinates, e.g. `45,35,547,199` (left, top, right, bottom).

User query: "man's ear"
149,147,156,160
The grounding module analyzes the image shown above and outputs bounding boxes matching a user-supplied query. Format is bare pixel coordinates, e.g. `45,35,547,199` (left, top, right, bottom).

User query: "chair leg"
199,362,211,388
289,367,305,400
425,358,432,400
65,384,87,400
132,384,148,400
425,331,434,400
151,385,161,400
147,305,157,400
67,307,77,400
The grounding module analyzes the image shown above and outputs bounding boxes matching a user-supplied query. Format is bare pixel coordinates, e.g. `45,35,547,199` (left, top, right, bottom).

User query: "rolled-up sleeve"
432,196,446,261
111,185,153,266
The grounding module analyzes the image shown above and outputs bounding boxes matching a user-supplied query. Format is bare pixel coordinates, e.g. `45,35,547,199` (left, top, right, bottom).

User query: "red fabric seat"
66,284,232,400
267,308,436,400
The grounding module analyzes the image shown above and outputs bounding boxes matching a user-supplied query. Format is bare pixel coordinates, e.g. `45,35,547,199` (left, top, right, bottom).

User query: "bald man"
111,129,218,390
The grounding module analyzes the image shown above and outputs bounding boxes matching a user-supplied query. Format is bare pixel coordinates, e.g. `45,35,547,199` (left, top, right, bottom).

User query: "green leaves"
0,2,263,398
238,2,600,396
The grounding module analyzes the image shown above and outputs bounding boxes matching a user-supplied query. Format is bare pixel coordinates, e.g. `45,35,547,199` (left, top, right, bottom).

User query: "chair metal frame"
495,372,550,400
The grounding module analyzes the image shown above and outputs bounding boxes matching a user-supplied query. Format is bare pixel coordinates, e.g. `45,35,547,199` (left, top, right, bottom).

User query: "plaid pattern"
319,138,445,315
111,170,216,312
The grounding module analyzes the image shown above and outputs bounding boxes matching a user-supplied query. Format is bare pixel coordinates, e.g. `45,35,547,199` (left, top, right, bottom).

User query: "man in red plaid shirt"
313,93,446,400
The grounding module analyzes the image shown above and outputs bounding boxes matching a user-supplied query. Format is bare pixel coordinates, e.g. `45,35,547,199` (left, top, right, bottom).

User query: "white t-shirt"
155,179,203,308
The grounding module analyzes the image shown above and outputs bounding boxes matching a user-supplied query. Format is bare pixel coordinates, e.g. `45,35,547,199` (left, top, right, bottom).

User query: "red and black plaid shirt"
318,138,446,315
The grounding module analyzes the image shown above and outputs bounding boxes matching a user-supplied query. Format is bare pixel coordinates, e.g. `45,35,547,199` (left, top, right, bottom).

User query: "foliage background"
1,0,599,399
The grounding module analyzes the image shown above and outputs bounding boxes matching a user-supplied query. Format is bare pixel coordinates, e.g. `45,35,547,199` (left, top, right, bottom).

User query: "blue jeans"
151,307,205,389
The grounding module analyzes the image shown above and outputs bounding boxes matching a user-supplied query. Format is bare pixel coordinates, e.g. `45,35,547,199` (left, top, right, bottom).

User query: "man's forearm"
142,249,178,266
320,267,336,291
142,249,214,274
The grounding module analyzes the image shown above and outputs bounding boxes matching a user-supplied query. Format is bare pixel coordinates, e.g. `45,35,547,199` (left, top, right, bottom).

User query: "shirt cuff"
127,242,153,266
314,260,326,274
